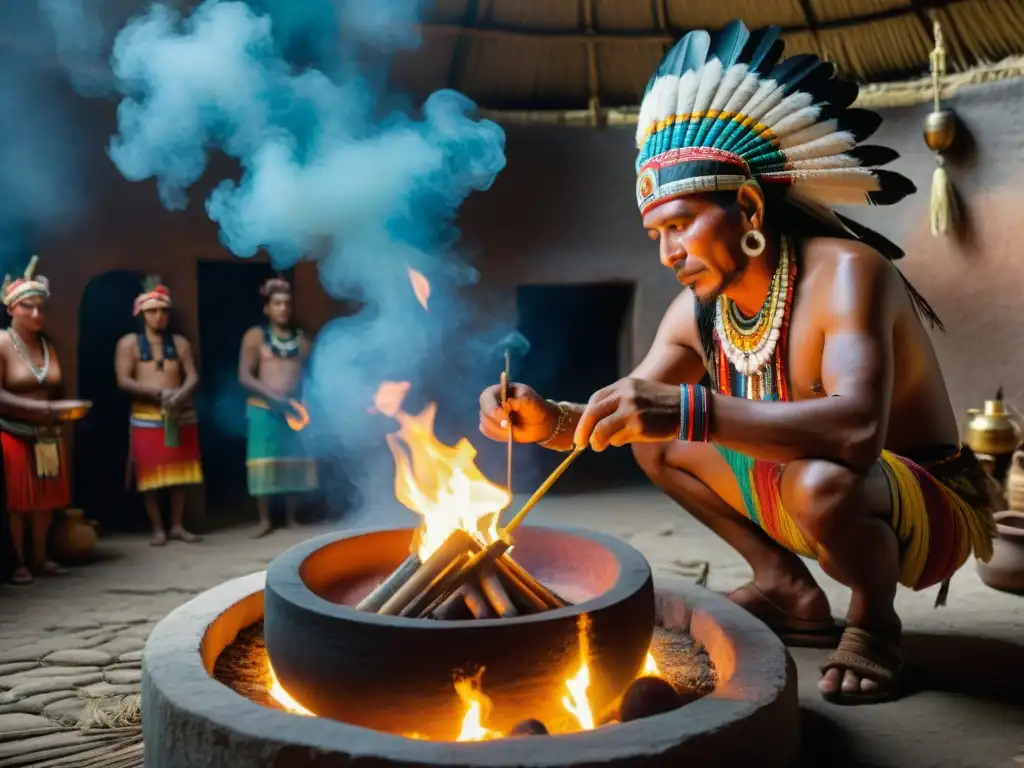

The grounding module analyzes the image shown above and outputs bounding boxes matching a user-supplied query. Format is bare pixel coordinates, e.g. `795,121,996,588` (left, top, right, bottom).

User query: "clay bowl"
263,525,655,738
977,510,1024,593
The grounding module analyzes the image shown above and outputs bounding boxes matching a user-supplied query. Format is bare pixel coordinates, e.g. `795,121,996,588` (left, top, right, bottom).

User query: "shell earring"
741,229,766,258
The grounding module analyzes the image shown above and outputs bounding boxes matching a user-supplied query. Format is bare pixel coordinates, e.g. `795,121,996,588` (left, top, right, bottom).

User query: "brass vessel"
965,397,1021,456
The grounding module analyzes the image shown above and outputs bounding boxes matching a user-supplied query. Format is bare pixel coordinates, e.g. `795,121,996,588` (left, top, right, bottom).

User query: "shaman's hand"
574,378,681,451
479,382,558,444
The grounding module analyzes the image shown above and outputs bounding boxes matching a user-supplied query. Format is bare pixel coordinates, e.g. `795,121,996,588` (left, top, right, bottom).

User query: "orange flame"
643,652,661,677
285,400,310,432
408,267,430,311
454,669,502,741
267,662,313,716
561,614,595,731
380,389,511,560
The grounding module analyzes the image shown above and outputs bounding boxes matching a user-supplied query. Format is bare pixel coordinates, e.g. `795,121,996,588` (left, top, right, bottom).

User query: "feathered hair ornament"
634,20,941,329
2,255,51,309
133,274,172,316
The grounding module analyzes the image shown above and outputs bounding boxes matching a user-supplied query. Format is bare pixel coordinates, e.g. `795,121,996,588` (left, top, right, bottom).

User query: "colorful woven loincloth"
129,403,203,492
246,398,317,497
717,444,997,592
0,422,70,514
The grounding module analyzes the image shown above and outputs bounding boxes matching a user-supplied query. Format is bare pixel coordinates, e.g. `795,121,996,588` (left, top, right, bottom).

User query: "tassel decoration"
924,20,957,238
930,160,957,237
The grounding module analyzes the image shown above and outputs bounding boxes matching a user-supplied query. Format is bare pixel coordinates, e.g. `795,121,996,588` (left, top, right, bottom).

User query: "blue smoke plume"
103,0,508,515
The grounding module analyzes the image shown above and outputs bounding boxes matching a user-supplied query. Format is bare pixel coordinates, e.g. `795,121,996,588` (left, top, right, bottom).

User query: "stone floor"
1,487,1023,767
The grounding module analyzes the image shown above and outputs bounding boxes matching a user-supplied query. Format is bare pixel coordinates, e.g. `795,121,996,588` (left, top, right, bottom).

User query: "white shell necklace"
9,328,51,385
713,236,791,377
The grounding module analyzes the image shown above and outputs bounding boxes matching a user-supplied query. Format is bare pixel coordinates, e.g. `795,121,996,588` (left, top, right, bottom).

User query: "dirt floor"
1,486,1022,767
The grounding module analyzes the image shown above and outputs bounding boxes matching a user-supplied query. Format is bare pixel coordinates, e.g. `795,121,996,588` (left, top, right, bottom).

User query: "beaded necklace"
703,236,797,402
264,325,301,359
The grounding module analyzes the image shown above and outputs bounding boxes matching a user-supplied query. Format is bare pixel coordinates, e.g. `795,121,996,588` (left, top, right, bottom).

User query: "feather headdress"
2,256,50,309
634,20,940,327
133,275,172,316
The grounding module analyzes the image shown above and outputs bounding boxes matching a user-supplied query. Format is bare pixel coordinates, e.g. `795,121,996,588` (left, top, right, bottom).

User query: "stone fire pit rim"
142,564,798,767
265,523,652,628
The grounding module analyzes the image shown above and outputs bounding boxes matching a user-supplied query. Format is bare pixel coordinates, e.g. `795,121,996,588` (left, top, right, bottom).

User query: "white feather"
636,75,678,147
790,154,860,170
782,132,856,162
779,119,837,149
788,186,872,206
721,72,761,116
768,105,822,140
766,167,880,190
691,58,723,117
674,70,701,121
709,64,748,113
761,91,815,130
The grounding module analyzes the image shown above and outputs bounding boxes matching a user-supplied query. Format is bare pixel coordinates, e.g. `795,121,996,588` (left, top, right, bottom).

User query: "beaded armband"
539,400,575,452
678,384,711,443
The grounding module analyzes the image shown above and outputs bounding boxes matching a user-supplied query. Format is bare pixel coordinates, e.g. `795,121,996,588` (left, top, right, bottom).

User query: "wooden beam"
418,0,962,44
581,0,602,126
652,0,668,33
445,0,480,92
796,0,819,31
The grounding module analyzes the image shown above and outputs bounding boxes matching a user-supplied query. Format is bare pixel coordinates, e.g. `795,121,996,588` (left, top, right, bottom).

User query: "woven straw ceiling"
390,0,1024,110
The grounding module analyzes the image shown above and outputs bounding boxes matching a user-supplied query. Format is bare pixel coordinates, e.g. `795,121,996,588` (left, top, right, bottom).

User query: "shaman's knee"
632,442,669,483
780,459,859,543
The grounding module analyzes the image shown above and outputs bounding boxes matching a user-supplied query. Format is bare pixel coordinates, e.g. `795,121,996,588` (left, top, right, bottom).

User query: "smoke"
104,0,508,514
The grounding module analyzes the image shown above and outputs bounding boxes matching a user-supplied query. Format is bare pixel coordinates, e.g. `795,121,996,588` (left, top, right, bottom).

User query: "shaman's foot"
10,566,33,585
169,526,202,543
727,578,841,647
37,560,67,576
819,625,903,704
250,520,274,539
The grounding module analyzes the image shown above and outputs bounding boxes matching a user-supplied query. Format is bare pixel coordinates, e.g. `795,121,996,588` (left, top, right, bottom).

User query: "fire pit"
264,525,654,737
142,566,798,767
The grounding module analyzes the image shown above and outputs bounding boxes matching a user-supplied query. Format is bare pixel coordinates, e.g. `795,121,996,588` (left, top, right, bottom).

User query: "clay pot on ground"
51,508,98,563
976,511,1024,594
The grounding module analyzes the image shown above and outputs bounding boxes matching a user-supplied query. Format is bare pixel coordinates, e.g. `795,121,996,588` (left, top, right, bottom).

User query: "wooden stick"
479,568,518,618
431,586,473,620
377,529,473,616
355,553,423,612
497,554,569,609
419,538,511,612
502,446,586,535
464,538,548,613
401,552,471,618
463,581,495,619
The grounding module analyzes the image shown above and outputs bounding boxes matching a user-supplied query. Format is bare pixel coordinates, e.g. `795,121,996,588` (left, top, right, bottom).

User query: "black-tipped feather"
742,25,784,74
837,109,883,142
866,169,917,206
817,80,861,120
849,146,900,168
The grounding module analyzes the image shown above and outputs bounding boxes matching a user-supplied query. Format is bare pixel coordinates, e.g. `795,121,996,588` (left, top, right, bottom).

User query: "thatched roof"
391,0,1024,112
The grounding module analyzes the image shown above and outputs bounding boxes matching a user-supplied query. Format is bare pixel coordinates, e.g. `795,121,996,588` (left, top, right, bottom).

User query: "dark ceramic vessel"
263,525,655,738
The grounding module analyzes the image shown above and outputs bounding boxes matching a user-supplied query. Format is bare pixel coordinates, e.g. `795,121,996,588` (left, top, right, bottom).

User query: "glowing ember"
378,384,511,560
267,662,313,716
643,652,661,677
285,400,310,432
561,614,595,731
454,669,502,741
408,267,430,310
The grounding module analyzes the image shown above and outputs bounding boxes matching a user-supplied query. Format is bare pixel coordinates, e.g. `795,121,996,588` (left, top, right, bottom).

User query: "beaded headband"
133,275,172,316
2,256,50,309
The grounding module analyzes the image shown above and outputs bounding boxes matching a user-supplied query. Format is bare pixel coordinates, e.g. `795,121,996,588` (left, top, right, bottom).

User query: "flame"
561,614,595,731
454,669,501,741
266,661,313,716
643,652,661,677
372,380,411,417
380,392,511,560
408,267,430,311
285,400,310,432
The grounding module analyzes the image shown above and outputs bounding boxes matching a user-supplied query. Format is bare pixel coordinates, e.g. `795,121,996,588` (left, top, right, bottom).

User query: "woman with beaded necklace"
0,256,89,585
479,21,997,705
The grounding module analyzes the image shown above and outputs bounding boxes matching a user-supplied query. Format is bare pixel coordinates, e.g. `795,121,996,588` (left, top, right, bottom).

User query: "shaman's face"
10,298,46,333
143,307,170,332
264,292,293,327
643,194,746,304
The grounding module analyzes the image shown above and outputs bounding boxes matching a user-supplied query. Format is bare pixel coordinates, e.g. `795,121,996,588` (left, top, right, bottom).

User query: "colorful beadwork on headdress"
635,20,914,236
133,275,172,316
2,256,50,309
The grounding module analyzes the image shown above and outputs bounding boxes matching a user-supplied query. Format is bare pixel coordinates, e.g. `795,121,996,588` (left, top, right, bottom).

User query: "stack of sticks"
355,447,586,621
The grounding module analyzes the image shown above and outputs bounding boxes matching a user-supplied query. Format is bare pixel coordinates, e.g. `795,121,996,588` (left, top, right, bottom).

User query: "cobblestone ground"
1,488,1022,767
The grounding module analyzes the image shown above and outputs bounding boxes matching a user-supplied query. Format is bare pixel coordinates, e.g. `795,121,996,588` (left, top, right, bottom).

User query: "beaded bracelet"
678,384,712,443
539,400,575,451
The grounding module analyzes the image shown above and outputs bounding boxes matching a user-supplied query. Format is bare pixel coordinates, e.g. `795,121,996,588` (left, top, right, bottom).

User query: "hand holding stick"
501,348,512,494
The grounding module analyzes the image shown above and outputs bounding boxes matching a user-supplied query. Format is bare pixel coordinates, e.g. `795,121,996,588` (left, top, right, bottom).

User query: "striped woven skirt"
246,398,318,497
1,431,70,514
717,444,997,592
129,403,204,492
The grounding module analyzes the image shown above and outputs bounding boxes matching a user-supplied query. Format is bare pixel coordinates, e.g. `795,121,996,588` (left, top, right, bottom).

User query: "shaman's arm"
237,327,287,404
114,335,161,401
710,248,895,472
540,289,707,452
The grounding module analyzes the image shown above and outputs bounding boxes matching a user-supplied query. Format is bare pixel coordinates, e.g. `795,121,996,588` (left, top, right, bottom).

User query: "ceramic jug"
977,511,1024,594
51,508,98,563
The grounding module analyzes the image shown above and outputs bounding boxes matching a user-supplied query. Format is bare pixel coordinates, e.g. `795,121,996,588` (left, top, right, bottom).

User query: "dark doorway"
75,269,145,531
513,282,646,492
195,260,292,511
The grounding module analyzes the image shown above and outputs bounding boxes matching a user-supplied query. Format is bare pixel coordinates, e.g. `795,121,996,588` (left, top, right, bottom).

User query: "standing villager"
238,277,316,538
115,277,203,546
479,20,997,705
0,256,90,584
